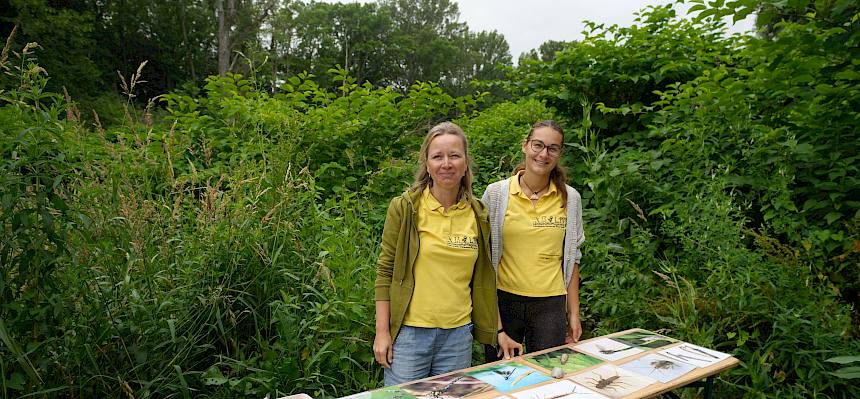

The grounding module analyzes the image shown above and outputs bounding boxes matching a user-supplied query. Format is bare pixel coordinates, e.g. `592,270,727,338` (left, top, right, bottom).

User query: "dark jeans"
484,290,567,362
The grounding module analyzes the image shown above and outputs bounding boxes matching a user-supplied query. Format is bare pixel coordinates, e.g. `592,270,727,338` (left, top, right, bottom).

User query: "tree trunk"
216,0,236,76
180,3,197,82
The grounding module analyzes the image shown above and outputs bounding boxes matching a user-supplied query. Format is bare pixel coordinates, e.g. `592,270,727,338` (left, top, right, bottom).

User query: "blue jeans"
384,323,473,386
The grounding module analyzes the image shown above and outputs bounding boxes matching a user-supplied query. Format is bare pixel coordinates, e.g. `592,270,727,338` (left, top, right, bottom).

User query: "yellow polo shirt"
497,173,567,297
403,187,479,328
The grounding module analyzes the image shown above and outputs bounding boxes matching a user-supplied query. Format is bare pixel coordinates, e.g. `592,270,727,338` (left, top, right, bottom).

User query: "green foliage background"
1,1,859,398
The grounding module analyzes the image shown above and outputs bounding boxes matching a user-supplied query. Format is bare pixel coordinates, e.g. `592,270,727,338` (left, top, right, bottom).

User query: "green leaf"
835,69,859,80
829,367,860,379
825,212,841,225
688,4,707,13
794,143,814,155
8,372,25,390
202,366,227,386
0,318,42,387
174,365,191,399
793,74,815,84
826,355,860,364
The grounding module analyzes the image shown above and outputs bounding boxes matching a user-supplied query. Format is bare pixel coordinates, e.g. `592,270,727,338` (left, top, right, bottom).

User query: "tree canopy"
1,0,512,98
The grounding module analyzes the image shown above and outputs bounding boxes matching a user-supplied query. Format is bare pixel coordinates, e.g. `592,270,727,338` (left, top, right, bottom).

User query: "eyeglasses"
528,139,562,157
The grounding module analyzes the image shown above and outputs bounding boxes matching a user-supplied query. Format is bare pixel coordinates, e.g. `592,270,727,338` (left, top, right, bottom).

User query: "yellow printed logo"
532,216,566,228
447,234,478,250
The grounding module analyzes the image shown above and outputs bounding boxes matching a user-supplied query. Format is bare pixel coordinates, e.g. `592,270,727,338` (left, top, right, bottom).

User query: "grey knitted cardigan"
481,177,585,288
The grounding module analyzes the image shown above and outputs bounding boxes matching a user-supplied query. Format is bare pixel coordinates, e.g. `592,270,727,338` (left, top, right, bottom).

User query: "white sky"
455,0,755,60
325,0,756,61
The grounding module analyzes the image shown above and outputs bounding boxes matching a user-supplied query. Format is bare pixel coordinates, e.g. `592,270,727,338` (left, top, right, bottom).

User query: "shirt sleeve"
374,197,402,301
572,189,585,263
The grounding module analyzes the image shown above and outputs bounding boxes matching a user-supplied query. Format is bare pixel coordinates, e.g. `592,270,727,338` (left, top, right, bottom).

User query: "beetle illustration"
585,371,630,392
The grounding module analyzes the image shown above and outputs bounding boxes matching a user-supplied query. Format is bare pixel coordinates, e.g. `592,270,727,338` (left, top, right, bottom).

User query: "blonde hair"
514,120,568,207
410,122,475,201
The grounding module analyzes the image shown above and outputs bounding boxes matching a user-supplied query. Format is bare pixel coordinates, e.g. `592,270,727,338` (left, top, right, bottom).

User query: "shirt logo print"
532,216,566,228
447,234,478,249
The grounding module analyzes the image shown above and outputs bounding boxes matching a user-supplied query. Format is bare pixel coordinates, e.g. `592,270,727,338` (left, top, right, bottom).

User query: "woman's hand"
373,301,393,368
497,331,523,359
373,331,393,368
566,315,582,343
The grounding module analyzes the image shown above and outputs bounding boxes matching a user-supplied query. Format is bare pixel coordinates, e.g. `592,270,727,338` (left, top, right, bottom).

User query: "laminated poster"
658,343,732,368
525,347,603,374
610,330,676,349
467,362,552,393
401,373,493,399
341,386,416,399
569,364,656,399
509,380,608,399
574,338,645,361
618,353,697,383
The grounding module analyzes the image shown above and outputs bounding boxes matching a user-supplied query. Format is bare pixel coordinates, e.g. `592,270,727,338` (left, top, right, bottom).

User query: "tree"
91,0,218,97
382,0,465,88
2,0,101,96
448,29,511,96
519,40,573,64
507,5,733,132
216,0,276,76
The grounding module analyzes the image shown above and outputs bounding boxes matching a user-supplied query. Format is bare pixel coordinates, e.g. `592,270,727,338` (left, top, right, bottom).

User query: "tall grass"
2,21,859,398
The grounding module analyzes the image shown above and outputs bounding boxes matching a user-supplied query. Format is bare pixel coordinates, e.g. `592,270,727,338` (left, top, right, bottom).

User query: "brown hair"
410,122,475,201
514,120,568,207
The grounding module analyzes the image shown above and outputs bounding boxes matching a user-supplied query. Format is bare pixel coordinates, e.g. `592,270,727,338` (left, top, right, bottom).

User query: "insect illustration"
539,387,577,399
585,371,629,392
662,351,703,364
648,359,678,375
492,366,516,380
428,376,465,399
680,345,719,359
596,344,635,355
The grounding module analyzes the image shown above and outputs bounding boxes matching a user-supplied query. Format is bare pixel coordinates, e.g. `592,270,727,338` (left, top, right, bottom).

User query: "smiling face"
426,133,467,193
522,125,563,177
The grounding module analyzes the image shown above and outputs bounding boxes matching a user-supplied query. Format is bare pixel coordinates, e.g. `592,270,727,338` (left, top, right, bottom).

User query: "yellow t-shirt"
403,187,478,328
497,173,567,297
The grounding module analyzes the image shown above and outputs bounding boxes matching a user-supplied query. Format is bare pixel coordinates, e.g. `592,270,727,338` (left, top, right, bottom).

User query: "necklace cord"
519,175,549,199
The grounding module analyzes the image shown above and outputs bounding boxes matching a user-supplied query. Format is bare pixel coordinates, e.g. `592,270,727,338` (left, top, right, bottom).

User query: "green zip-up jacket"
374,188,498,346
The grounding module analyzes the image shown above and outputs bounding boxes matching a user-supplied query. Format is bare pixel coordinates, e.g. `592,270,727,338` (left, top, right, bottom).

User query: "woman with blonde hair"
482,120,585,361
373,122,498,385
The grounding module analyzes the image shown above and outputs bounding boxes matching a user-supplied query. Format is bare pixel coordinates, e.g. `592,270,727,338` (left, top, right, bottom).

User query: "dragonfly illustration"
492,366,517,380
428,375,465,399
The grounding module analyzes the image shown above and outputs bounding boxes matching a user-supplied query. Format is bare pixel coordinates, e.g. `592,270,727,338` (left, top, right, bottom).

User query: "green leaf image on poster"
611,331,676,349
525,347,603,374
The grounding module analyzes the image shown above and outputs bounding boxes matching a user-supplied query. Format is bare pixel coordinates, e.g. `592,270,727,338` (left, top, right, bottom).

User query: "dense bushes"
1,1,859,398
532,2,860,397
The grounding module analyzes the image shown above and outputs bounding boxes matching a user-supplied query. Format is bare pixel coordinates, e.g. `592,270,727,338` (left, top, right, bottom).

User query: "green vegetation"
0,0,510,100
1,0,858,398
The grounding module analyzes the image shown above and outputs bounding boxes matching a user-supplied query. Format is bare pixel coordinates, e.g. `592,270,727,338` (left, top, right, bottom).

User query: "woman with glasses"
482,120,585,361
373,122,498,385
